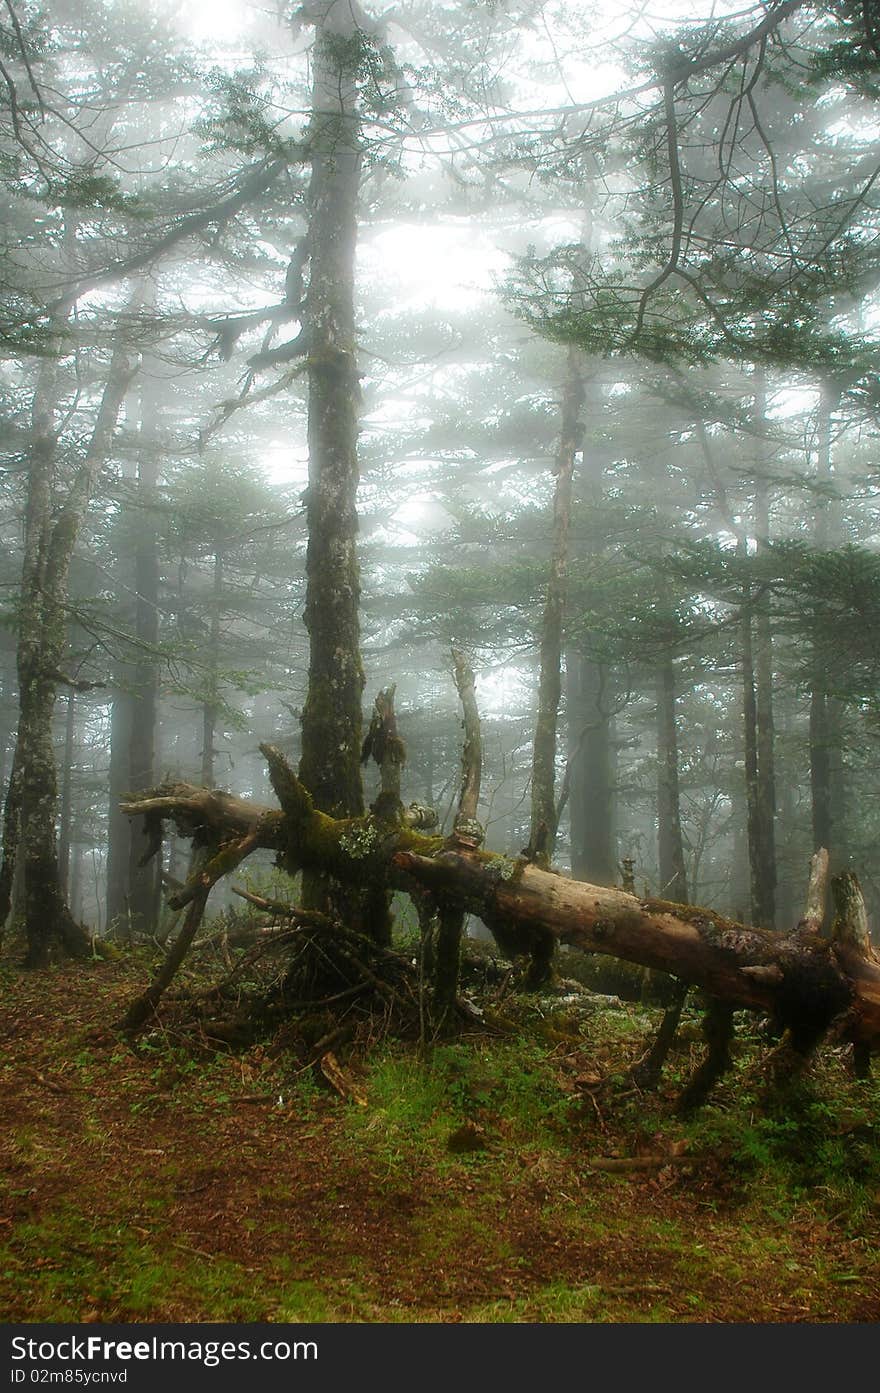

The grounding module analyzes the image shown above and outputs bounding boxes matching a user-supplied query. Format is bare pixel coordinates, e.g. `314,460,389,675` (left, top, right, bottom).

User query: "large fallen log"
118,742,880,1055
392,848,880,1050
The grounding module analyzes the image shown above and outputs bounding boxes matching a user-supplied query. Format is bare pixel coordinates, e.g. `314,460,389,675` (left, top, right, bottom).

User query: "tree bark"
810,377,845,880
126,367,162,935
201,548,223,790
106,672,134,932
655,655,688,904
565,653,616,884
297,1,367,825
529,347,584,861
395,849,879,1048
58,689,76,893
752,369,777,927
741,567,776,928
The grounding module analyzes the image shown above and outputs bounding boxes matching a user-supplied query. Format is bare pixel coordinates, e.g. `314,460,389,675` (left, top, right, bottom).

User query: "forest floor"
2,951,880,1324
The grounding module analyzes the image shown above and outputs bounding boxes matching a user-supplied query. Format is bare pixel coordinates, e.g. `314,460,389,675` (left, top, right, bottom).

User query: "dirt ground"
2,955,879,1323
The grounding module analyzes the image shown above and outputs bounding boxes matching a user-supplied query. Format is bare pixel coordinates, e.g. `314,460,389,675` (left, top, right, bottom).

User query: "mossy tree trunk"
120,755,880,1055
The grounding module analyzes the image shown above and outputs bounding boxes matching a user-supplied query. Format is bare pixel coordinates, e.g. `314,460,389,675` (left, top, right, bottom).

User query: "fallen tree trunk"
392,848,880,1049
118,745,880,1053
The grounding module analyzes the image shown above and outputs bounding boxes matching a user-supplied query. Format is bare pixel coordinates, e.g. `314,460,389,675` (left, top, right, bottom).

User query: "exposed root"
633,981,688,1090
676,999,735,1113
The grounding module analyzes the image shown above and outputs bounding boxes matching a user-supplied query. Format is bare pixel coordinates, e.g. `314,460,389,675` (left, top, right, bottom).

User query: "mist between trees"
2,0,880,1061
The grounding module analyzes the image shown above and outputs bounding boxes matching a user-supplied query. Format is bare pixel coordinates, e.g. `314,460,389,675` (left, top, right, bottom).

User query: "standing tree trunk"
752,369,777,927
810,377,845,881
58,689,76,894
126,367,162,935
297,2,366,826
741,564,776,929
0,312,138,964
201,548,223,791
528,346,584,862
106,665,135,933
691,392,776,927
636,652,690,1088
655,655,688,904
566,653,616,884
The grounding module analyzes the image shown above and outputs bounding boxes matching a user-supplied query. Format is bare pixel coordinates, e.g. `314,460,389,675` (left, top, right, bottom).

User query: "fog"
2,0,879,947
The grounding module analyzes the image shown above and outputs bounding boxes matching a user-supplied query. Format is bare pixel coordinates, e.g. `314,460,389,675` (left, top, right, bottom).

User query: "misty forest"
3,0,880,1325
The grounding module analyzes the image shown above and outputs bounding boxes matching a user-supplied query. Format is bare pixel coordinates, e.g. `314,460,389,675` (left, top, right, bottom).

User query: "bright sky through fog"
177,0,247,43
362,224,509,313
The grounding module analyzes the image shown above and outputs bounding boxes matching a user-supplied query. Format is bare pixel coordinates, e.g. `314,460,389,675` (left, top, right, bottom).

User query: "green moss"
484,854,522,883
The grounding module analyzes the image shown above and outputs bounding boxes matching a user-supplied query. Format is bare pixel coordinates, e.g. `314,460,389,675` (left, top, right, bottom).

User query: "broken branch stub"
451,648,483,849
831,870,874,959
361,685,406,820
801,847,830,935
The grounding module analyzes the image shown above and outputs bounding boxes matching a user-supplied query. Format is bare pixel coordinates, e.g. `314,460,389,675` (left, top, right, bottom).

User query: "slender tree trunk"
201,549,223,790
810,688,833,855
0,677,13,797
529,346,584,861
692,391,776,927
106,676,134,934
566,653,615,883
655,656,688,904
741,569,776,928
645,652,690,1085
58,689,76,893
297,2,366,824
101,358,162,938
752,369,777,927
126,368,162,934
729,786,750,924
0,737,24,937
774,684,798,929
69,841,82,922
810,378,845,880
